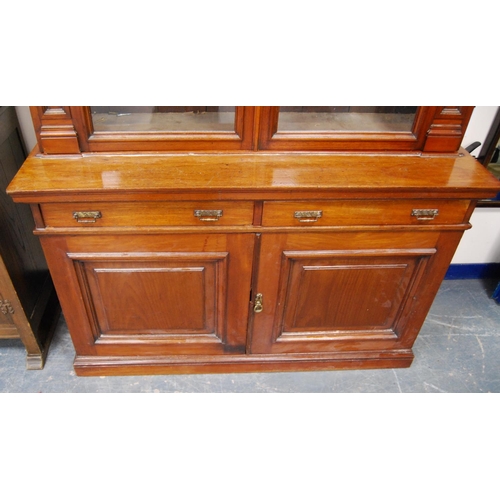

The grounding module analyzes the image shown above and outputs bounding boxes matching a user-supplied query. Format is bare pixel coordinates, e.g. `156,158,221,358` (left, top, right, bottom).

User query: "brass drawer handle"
294,210,323,223
73,211,102,223
411,209,439,221
194,209,223,222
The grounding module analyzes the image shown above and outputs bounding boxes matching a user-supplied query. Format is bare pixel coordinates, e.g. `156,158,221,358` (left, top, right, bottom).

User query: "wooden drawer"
261,200,471,227
41,201,255,227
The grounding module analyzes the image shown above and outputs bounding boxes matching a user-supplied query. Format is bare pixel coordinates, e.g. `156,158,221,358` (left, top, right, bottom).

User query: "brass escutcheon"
253,293,263,313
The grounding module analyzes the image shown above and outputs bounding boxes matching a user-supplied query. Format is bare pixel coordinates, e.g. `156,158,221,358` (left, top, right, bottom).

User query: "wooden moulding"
68,106,257,153
31,107,81,155
29,106,476,155
422,107,474,153
73,350,415,376
7,150,500,203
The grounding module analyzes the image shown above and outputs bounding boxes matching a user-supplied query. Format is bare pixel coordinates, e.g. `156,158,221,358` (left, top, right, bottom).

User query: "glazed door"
40,233,255,356
249,231,440,354
67,106,257,153
257,106,431,152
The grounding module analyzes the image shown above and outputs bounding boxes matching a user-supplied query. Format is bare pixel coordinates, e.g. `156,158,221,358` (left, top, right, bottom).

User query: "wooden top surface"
7,149,500,202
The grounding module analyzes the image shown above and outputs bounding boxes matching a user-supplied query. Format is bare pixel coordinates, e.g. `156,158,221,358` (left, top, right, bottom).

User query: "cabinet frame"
29,106,474,155
31,106,258,154
257,106,474,152
8,106,500,376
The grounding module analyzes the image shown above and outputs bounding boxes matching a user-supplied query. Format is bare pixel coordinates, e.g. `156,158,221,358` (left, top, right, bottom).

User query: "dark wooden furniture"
7,106,500,375
0,106,60,369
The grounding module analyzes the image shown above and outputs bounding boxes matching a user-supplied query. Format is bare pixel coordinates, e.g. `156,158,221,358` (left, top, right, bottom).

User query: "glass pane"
90,106,236,133
277,106,418,133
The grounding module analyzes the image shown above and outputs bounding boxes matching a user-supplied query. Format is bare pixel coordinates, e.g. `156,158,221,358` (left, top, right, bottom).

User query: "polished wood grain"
73,350,416,376
8,150,500,203
81,257,219,334
281,255,424,331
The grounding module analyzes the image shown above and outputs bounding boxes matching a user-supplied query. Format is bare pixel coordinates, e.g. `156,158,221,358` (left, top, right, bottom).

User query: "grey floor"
1,278,499,393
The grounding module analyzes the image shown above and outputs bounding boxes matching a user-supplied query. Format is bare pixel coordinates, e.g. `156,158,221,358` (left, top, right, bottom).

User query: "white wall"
15,106,37,152
453,208,500,263
14,106,500,264
461,106,498,158
454,106,500,264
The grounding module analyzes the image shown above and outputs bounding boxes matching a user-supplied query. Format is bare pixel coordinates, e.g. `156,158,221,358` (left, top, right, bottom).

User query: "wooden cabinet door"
249,231,449,355
48,107,258,154
256,107,474,153
40,233,255,357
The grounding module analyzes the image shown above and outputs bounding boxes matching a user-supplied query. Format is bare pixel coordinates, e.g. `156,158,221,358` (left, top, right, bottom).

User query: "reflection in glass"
277,106,418,133
486,139,500,190
90,106,236,133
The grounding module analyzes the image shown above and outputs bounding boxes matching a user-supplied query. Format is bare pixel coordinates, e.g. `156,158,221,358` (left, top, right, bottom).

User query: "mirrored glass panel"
277,106,418,133
90,106,236,133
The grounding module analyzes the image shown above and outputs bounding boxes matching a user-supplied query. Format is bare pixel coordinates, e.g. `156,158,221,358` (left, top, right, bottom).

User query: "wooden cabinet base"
8,148,500,377
73,350,415,376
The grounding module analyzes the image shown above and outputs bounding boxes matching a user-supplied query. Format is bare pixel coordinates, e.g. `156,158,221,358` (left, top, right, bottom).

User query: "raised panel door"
249,231,440,355
78,255,224,338
40,233,255,357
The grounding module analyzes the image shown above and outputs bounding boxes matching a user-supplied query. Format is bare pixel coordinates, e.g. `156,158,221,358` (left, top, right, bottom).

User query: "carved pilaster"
31,106,81,154
423,107,474,153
